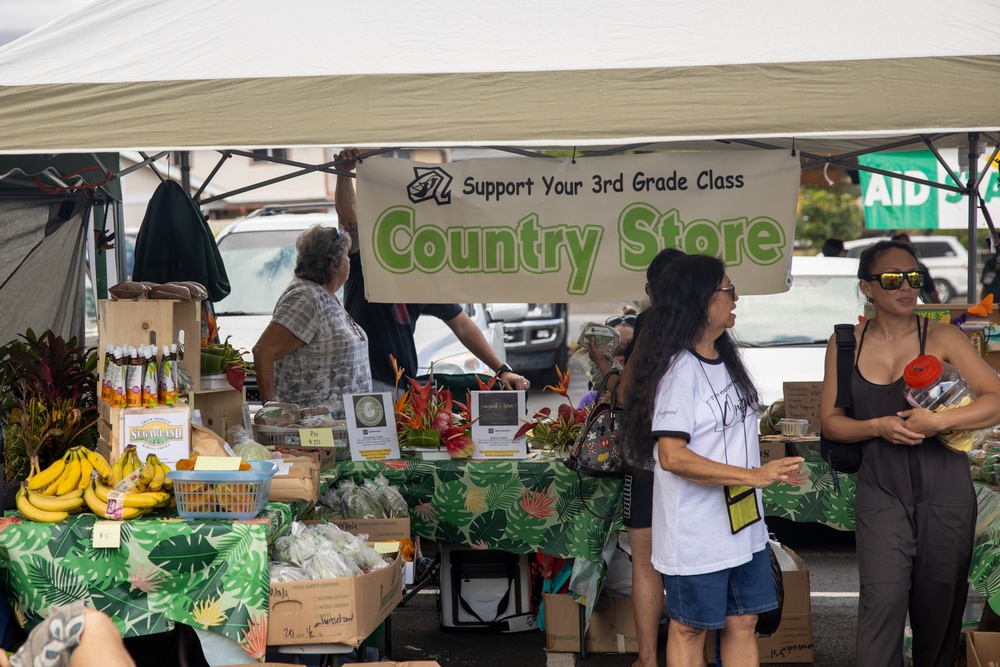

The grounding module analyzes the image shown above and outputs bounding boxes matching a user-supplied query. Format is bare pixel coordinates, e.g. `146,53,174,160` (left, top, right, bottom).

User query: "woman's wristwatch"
494,363,514,379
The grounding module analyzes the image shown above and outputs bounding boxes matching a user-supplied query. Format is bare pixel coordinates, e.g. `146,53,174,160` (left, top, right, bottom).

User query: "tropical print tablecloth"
332,458,624,561
762,460,857,531
0,494,317,660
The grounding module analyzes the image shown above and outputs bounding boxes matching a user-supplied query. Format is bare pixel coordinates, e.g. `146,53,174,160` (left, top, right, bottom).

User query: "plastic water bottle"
903,354,987,452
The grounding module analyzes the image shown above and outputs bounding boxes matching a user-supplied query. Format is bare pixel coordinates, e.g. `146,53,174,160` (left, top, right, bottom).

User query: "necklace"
696,355,749,468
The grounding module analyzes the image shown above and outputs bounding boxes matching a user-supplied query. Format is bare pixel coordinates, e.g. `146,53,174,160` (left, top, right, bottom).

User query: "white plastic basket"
168,460,278,520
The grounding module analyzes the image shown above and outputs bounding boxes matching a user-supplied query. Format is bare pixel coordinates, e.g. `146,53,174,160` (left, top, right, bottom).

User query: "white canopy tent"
0,0,997,153
0,0,998,312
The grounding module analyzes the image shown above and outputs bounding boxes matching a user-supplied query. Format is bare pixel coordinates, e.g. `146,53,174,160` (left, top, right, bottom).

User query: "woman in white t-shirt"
621,254,802,667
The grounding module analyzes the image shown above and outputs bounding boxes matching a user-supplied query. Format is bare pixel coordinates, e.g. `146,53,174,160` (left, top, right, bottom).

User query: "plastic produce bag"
339,479,384,519
370,474,409,518
269,561,314,582
303,550,363,579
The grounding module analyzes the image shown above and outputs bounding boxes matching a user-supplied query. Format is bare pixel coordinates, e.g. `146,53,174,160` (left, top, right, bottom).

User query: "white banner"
356,152,800,302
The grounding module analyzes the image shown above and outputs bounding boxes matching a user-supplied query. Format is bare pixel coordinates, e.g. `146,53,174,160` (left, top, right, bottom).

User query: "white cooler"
439,544,536,633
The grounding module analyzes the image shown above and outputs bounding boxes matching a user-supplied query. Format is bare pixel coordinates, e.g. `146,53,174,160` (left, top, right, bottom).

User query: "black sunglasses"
866,270,926,290
605,314,637,327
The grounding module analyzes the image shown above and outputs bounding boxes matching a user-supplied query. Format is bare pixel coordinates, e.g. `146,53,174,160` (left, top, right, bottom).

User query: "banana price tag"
298,428,335,448
93,521,122,548
194,456,242,471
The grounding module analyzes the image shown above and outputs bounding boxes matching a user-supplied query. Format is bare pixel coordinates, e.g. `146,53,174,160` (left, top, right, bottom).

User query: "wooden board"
783,381,823,436
97,299,200,391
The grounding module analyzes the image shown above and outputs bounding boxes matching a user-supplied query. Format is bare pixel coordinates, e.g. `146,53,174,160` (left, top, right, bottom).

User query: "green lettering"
683,220,720,257
563,226,604,294
373,206,414,273
720,217,746,265
744,216,785,265
412,226,447,272
518,214,542,273
541,226,563,272
448,227,480,272
658,209,683,250
617,203,660,270
483,227,518,273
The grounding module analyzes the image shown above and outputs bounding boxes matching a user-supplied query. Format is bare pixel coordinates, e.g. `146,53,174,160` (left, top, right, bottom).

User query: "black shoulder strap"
833,324,856,409
918,315,929,355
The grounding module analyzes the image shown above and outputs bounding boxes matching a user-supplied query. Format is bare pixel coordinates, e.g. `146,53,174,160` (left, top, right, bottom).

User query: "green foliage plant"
0,329,98,482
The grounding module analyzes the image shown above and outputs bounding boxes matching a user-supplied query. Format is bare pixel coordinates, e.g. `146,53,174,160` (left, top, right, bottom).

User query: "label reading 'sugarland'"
471,390,527,458
122,406,191,467
344,392,400,461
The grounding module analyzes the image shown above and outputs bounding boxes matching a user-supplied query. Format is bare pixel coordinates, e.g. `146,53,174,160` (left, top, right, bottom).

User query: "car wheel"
933,279,954,303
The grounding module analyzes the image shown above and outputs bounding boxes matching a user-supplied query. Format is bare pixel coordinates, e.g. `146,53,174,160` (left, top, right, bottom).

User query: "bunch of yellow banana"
26,446,113,496
84,447,173,520
108,447,172,492
15,482,85,523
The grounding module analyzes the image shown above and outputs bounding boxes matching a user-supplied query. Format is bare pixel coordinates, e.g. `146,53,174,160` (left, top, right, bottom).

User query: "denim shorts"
662,547,778,630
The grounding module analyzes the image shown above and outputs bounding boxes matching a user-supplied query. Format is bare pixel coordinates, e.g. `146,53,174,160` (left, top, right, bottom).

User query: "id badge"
724,485,762,535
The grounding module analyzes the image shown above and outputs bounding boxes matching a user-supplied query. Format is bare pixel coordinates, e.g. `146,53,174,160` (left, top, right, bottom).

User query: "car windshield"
732,274,863,346
216,230,302,315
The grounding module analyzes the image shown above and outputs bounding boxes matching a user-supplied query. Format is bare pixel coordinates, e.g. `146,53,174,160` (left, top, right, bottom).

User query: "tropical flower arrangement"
514,366,588,454
392,356,475,458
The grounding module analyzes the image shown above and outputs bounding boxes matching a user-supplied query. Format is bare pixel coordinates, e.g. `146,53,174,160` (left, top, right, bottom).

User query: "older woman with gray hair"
253,224,372,415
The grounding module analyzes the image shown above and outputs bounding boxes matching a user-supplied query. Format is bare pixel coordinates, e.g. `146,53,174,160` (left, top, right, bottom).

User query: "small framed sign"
471,390,527,459
344,392,400,461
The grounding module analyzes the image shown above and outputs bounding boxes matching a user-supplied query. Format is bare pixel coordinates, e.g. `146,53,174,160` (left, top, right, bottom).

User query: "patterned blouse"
272,278,372,415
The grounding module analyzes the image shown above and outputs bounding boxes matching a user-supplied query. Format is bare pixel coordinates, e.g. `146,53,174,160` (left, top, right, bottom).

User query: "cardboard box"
267,550,402,647
916,303,1000,371
331,518,412,541
758,439,786,463
706,546,813,664
544,594,637,654
967,631,1000,667
122,406,191,466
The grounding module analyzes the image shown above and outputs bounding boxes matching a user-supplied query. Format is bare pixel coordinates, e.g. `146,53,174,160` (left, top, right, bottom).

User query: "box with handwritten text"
705,546,813,663
267,550,402,646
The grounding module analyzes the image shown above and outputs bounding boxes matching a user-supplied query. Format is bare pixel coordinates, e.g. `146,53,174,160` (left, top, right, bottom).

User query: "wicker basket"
168,460,277,520
251,423,302,447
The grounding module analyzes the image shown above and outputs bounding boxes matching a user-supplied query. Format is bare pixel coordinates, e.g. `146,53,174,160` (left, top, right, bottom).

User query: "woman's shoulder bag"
819,324,861,481
564,374,624,479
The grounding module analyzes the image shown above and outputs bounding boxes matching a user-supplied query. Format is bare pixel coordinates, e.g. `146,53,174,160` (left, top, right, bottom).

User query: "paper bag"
192,425,231,457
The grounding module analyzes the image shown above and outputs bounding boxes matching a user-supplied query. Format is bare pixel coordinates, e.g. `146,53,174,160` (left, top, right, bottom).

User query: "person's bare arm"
70,608,136,667
819,333,923,445
334,148,362,255
443,311,530,390
657,436,802,488
252,322,307,402
901,324,1000,434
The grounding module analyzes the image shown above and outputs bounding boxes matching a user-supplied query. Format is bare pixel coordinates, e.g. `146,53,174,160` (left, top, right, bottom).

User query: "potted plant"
391,356,474,458
0,329,99,483
515,366,588,455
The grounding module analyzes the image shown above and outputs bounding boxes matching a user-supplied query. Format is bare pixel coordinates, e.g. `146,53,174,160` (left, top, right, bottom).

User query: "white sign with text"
344,392,400,461
471,390,527,459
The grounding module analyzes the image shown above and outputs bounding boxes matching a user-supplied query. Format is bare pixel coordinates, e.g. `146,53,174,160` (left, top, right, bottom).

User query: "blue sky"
0,0,97,46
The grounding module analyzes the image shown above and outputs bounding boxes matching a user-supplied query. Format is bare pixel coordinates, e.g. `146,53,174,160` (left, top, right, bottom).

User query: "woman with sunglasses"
253,224,372,416
819,240,1000,667
622,254,802,667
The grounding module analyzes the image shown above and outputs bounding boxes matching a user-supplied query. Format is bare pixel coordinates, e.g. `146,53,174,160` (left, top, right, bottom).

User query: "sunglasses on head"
605,314,637,327
866,270,926,290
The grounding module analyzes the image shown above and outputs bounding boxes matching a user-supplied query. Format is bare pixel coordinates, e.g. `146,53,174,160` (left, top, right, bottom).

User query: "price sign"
298,428,335,448
93,521,122,548
194,456,242,471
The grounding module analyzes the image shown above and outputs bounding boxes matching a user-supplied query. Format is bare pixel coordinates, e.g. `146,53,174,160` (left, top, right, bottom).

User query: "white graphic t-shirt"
649,349,766,576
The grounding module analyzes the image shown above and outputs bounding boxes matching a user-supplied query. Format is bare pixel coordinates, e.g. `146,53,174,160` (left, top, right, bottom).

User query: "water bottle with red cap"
903,354,985,452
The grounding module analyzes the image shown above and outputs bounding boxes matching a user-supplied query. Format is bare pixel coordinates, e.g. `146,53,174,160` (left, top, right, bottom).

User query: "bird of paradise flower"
191,597,226,629
520,487,556,520
413,502,436,520
465,487,487,513
128,566,165,593
239,614,267,660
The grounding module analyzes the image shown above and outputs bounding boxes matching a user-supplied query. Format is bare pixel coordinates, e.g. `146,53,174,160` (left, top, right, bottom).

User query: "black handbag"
564,396,624,479
819,324,861,478
755,541,785,636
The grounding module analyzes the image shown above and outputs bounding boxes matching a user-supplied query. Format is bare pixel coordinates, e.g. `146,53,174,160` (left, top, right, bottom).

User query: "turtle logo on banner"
407,166,452,205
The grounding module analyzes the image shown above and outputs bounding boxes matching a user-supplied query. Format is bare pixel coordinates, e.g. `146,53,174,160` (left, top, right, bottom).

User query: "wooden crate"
191,388,246,439
97,299,200,391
